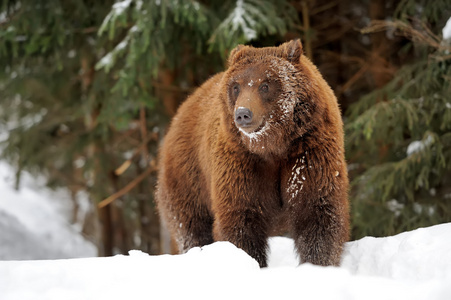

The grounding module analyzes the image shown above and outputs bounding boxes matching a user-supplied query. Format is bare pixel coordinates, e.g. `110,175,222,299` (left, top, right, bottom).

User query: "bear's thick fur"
156,40,349,267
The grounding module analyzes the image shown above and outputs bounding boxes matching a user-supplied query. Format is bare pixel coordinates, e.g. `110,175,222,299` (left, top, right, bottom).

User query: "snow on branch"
95,34,131,72
229,0,257,40
442,17,451,41
98,0,133,39
209,0,294,53
213,0,258,43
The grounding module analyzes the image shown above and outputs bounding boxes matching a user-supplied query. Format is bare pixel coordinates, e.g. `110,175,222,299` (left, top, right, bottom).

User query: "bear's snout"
235,107,253,127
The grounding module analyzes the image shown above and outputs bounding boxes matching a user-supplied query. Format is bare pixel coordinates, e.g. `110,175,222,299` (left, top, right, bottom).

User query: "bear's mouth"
253,121,266,133
238,120,268,138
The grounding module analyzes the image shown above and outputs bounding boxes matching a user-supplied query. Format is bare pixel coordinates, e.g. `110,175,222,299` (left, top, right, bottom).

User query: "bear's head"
220,39,327,158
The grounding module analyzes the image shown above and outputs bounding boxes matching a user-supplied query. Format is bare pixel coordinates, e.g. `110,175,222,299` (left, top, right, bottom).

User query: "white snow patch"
229,0,257,40
1,223,451,299
115,39,128,51
130,24,140,33
97,35,130,70
442,16,451,40
406,135,433,156
269,59,298,121
342,223,451,282
386,199,404,217
0,161,96,260
0,11,6,23
96,52,113,68
286,158,306,201
112,0,132,15
135,0,143,10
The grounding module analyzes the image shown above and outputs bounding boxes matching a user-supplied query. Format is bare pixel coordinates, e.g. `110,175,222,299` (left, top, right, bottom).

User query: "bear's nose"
235,107,253,127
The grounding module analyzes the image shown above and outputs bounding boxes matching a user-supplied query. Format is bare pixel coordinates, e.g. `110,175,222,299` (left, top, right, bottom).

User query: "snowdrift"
1,223,451,300
0,161,96,260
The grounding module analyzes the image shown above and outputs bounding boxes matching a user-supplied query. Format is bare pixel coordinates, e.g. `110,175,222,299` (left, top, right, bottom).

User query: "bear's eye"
232,83,240,96
259,83,269,93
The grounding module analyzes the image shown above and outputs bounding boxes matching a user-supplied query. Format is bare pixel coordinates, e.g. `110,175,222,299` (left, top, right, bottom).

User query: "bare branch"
362,19,451,52
98,161,156,209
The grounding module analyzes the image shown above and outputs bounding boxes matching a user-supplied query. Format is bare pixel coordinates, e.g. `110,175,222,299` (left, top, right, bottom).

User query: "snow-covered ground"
1,160,450,299
1,223,451,300
0,161,96,260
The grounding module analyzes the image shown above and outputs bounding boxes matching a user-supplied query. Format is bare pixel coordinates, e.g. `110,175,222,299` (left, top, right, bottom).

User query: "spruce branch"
362,19,451,52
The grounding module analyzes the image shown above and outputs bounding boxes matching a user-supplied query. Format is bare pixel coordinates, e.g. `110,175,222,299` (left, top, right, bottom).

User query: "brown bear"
155,39,349,268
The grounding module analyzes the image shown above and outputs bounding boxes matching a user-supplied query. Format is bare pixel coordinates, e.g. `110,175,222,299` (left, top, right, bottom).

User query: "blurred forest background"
0,0,450,257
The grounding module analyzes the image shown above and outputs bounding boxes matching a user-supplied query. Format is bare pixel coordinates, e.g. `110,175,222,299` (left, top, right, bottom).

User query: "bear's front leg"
283,154,350,266
210,153,277,268
212,206,269,268
290,194,348,266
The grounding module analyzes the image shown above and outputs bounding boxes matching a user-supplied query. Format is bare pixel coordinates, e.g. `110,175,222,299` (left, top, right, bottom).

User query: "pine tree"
95,0,298,104
346,1,451,238
0,0,299,255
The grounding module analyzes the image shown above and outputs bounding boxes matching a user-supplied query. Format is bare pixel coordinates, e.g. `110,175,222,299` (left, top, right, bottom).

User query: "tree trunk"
99,205,113,256
81,53,114,257
369,0,392,88
159,69,179,117
301,1,312,60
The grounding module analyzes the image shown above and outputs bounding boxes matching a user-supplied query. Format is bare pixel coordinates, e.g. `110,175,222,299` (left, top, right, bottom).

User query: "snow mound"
0,161,96,260
342,223,451,281
1,223,451,300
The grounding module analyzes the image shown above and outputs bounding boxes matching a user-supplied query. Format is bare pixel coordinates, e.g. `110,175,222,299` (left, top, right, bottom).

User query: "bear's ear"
227,44,246,66
281,39,303,64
